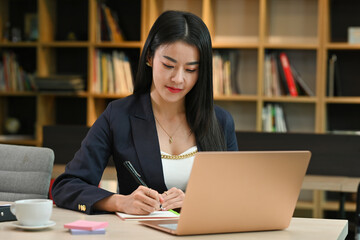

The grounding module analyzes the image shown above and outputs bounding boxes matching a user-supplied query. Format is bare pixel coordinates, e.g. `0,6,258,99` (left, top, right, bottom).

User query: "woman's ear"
146,56,153,67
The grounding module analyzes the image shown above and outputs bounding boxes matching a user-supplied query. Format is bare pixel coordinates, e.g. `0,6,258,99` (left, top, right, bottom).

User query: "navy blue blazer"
52,93,238,214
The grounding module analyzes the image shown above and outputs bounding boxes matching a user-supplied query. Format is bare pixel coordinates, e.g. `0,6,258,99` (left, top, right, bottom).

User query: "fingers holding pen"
143,186,164,207
131,186,163,214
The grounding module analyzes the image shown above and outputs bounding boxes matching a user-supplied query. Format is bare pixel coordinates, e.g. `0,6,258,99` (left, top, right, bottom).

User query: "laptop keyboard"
159,224,178,230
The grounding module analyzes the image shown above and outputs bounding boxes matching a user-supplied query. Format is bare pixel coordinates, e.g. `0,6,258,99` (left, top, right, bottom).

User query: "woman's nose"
171,69,184,83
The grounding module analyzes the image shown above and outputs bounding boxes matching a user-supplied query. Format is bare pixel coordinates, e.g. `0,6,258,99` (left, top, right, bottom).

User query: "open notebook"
140,151,311,235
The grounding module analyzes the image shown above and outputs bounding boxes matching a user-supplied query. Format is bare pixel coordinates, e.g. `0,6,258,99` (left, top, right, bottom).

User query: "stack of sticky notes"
64,220,108,235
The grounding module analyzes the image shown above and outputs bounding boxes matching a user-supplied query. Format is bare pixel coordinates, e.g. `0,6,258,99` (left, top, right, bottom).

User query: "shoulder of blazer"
214,105,233,126
106,93,153,121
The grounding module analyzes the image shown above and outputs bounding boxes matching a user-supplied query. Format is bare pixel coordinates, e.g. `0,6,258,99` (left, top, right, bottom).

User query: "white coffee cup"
10,199,53,226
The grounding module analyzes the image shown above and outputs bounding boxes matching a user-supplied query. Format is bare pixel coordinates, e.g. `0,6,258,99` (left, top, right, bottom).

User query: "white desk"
0,204,348,240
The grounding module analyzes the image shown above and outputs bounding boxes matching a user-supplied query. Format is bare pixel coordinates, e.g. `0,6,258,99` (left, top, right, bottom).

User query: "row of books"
0,52,36,92
263,52,314,97
213,51,241,96
262,103,287,132
93,50,133,94
96,1,125,42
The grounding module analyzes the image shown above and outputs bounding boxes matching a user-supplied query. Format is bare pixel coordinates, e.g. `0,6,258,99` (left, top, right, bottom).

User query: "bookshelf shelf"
262,96,318,103
212,42,258,49
325,97,360,104
326,43,360,50
263,43,319,50
95,41,142,48
38,92,89,97
92,93,131,99
0,92,36,96
214,95,258,102
0,138,38,146
0,42,38,47
40,42,90,47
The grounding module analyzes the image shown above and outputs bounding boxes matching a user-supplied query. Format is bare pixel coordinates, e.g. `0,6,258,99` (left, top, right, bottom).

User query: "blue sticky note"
70,228,106,235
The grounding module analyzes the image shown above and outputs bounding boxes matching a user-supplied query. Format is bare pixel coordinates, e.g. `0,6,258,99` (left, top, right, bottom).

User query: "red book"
279,52,298,97
64,220,108,231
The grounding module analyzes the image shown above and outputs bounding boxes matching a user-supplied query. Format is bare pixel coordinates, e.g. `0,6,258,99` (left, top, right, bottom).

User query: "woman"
52,10,238,215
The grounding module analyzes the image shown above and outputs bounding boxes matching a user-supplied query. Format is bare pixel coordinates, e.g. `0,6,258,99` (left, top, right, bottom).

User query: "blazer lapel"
130,93,168,192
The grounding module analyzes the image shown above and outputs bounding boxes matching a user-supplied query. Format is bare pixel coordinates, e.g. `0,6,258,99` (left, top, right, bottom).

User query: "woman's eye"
186,69,197,73
163,63,174,69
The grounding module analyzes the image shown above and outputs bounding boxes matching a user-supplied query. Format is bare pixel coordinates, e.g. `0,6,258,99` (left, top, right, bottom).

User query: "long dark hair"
134,10,225,151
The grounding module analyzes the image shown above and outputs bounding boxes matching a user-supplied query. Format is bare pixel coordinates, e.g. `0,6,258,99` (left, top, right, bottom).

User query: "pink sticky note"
64,220,108,231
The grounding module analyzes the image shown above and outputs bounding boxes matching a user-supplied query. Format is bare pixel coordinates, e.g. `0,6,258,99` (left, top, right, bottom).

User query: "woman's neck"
150,92,185,120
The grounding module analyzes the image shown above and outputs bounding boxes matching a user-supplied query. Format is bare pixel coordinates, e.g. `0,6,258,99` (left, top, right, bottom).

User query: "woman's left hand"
160,187,185,210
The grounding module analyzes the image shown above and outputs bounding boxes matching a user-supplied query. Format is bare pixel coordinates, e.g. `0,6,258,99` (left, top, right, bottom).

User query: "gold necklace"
161,149,198,160
154,116,182,144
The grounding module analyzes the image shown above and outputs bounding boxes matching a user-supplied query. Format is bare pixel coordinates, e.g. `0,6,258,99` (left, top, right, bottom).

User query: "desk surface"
302,175,360,192
0,203,348,240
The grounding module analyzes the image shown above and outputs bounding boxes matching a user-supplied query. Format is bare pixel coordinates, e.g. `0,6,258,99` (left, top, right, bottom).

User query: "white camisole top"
161,146,198,191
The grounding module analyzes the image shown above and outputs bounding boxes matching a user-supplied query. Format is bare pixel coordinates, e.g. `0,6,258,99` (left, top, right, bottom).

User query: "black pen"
123,161,148,187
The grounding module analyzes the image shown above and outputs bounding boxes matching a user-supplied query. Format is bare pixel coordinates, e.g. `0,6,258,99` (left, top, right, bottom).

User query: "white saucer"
12,220,56,230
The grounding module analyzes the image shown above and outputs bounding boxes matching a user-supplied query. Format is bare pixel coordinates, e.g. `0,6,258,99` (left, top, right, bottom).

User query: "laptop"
140,151,311,235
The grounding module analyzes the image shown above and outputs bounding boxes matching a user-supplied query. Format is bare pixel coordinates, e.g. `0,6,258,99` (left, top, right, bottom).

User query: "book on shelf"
262,103,287,133
122,53,134,93
0,52,35,92
270,53,282,96
107,54,115,93
94,50,133,94
264,54,272,96
93,49,100,93
279,52,298,97
264,52,312,97
291,65,314,96
275,52,289,96
34,75,85,92
98,1,109,41
328,54,336,97
328,54,342,97
112,51,126,94
98,2,125,42
212,50,241,96
213,51,223,96
101,53,108,93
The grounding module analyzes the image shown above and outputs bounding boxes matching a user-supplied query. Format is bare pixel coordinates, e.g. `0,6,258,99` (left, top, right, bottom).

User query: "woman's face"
150,41,199,104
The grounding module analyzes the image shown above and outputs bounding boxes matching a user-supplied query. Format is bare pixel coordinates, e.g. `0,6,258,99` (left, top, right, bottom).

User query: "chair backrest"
0,144,54,201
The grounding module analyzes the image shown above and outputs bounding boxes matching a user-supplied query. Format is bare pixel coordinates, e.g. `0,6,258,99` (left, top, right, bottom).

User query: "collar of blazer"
130,93,168,193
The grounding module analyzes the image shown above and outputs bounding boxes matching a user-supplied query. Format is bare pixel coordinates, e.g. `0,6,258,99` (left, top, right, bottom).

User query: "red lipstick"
167,86,182,93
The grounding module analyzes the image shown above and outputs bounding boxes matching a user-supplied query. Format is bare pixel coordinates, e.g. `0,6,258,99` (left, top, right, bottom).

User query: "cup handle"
10,203,16,215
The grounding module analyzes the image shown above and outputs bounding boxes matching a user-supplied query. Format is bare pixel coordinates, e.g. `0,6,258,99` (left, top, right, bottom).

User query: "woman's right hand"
120,186,164,215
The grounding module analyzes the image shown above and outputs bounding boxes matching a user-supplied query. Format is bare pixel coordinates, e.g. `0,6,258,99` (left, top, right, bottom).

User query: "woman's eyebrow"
163,55,199,65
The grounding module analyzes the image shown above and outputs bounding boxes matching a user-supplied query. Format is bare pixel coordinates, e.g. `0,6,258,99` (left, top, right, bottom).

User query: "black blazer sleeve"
51,101,115,214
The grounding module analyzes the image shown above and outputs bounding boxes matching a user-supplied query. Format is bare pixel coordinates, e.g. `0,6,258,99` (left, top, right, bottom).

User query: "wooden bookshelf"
1,0,360,219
